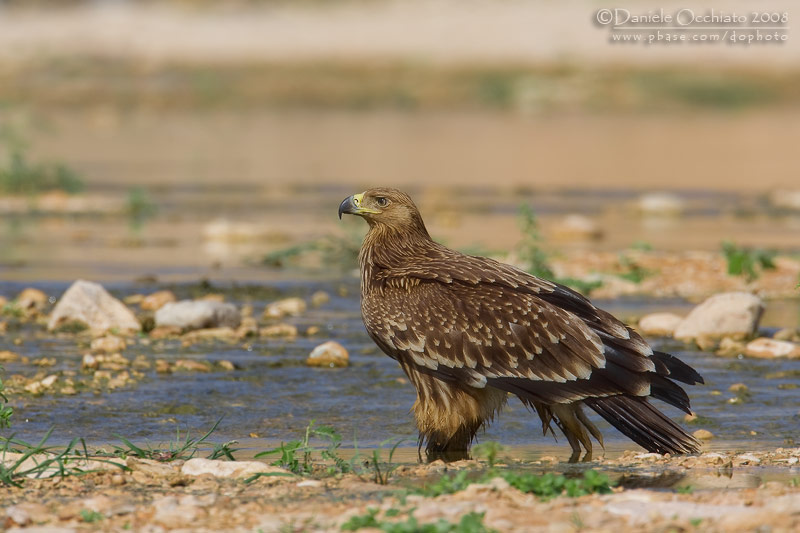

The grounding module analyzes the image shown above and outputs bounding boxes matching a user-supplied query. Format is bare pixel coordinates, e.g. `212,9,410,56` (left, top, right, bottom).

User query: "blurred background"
0,0,798,282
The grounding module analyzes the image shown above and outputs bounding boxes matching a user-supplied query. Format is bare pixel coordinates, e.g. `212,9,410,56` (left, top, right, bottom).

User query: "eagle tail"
652,350,705,385
584,395,700,455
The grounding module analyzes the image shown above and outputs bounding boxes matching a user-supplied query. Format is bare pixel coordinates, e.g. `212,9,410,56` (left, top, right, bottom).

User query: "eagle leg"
551,403,601,463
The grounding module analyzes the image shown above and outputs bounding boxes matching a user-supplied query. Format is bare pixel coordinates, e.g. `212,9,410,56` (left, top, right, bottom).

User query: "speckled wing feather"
363,241,688,408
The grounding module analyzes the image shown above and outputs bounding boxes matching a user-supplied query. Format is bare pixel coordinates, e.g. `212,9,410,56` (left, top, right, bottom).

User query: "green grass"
415,468,613,501
721,241,776,282
107,418,232,462
0,429,127,487
0,364,12,429
616,254,654,284
0,126,83,195
342,508,496,533
80,509,104,523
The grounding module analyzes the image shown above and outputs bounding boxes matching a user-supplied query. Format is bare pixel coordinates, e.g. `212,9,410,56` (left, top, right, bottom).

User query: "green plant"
499,469,613,500
676,484,694,494
109,418,224,462
342,508,495,533
0,364,12,429
0,429,127,487
80,509,104,523
125,187,158,233
472,441,505,468
517,205,555,279
362,437,405,485
262,232,361,270
616,254,654,284
415,470,474,497
255,420,354,476
721,241,776,282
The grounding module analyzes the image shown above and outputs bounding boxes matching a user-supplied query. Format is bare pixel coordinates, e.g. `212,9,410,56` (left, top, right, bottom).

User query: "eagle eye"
376,197,389,207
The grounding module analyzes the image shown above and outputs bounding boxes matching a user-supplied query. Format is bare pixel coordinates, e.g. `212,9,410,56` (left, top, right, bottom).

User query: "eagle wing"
363,245,695,410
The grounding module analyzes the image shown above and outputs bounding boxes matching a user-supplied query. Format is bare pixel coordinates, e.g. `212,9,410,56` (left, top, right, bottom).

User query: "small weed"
361,437,405,485
616,254,654,284
517,205,555,279
689,518,703,527
109,418,224,462
256,420,353,476
676,484,694,494
721,241,776,282
499,469,613,500
472,441,505,468
208,440,240,461
80,509,104,523
342,508,495,532
631,241,653,252
0,429,127,487
262,233,361,270
416,469,474,497
125,187,158,233
0,364,12,429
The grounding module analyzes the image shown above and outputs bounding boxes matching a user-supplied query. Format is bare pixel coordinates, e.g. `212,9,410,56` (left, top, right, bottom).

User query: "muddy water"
2,279,799,461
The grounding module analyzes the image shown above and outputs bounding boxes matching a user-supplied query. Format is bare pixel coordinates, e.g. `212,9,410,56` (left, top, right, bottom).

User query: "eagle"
339,187,703,462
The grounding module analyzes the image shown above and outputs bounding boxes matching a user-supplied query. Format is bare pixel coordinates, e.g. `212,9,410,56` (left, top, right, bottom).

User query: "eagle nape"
339,187,704,463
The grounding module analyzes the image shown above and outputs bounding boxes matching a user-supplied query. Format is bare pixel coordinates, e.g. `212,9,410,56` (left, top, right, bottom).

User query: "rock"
140,290,176,311
638,312,683,337
263,297,306,319
173,359,212,372
693,429,714,440
729,383,749,393
149,326,182,339
182,457,292,479
716,337,747,357
181,327,238,344
16,288,48,310
90,335,126,353
673,292,764,345
6,502,50,527
769,189,800,211
310,291,330,307
773,328,800,342
551,214,603,241
306,325,321,336
744,338,800,359
260,323,298,338
236,316,259,338
306,341,349,368
0,350,21,362
636,192,684,216
155,300,240,330
48,280,141,335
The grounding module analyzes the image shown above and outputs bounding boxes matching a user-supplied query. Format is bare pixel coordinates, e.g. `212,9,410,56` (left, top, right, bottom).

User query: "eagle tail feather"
652,351,705,385
584,395,700,455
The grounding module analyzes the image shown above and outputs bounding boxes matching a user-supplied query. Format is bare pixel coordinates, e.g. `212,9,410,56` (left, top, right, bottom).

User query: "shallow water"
2,279,799,460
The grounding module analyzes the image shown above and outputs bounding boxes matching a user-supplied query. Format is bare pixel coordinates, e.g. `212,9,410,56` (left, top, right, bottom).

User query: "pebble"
90,335,127,353
637,312,683,337
263,297,306,319
48,280,141,335
155,300,241,330
260,323,298,338
636,192,684,216
729,383,749,393
181,326,238,344
181,457,292,479
173,359,212,372
16,287,48,310
744,337,800,359
693,429,714,440
673,292,764,345
306,341,349,368
0,350,21,362
310,291,330,307
551,214,603,241
140,290,177,311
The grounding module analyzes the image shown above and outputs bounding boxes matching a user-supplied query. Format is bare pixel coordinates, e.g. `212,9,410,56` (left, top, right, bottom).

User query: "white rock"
674,292,764,343
263,297,306,319
181,458,291,479
155,300,241,330
769,189,800,211
306,341,349,368
744,338,800,359
551,214,603,241
638,312,683,337
637,192,684,216
48,280,140,334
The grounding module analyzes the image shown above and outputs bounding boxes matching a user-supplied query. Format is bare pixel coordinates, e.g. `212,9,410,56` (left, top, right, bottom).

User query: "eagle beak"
338,193,377,219
338,194,357,220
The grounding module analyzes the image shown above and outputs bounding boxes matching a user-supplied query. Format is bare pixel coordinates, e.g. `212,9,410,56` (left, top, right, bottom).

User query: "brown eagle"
339,188,703,462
